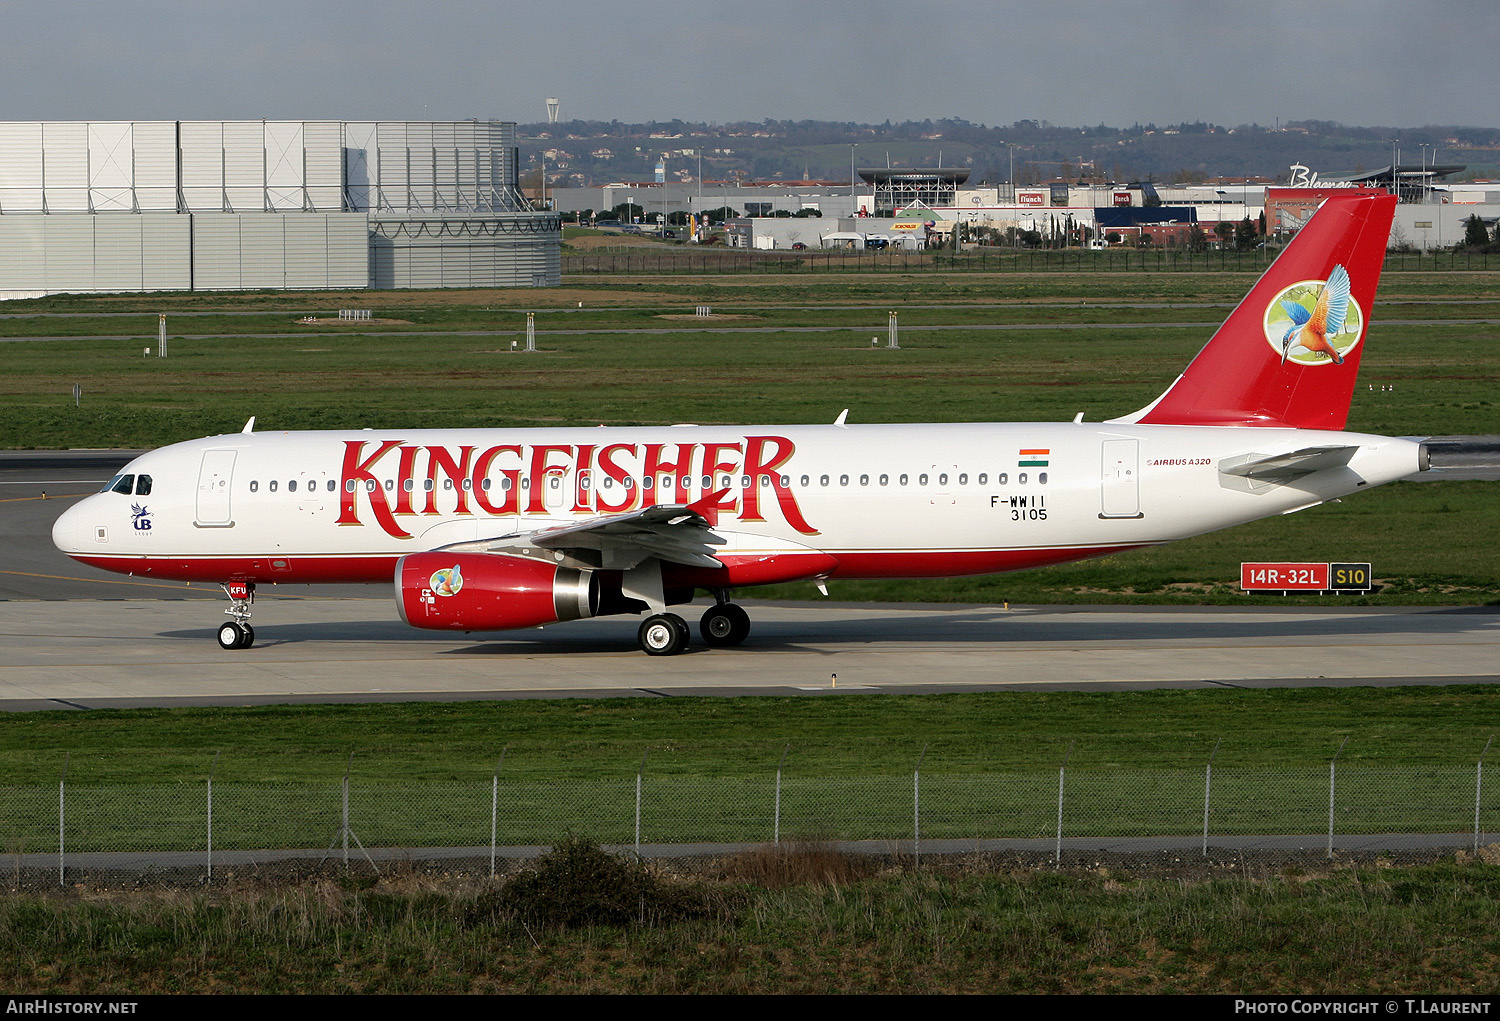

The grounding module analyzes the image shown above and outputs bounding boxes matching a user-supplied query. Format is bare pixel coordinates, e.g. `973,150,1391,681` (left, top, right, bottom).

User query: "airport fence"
4,757,1499,884
561,248,1499,276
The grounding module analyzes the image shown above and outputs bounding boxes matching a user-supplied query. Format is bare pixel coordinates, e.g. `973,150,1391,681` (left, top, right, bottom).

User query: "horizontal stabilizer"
1218,444,1358,485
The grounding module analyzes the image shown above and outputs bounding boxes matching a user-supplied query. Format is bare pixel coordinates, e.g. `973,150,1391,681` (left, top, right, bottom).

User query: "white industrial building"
0,120,560,298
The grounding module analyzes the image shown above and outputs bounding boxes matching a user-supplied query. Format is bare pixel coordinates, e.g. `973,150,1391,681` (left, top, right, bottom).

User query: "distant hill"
518,118,1500,190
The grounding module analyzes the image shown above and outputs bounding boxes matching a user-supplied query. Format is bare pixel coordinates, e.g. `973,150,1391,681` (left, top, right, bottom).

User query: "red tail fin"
1122,194,1395,430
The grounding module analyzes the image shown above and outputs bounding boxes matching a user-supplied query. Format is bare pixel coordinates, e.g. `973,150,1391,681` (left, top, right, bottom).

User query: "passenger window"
919,474,929,485
463,479,473,491
424,479,434,492
839,475,848,486
366,480,376,492
288,479,298,493
900,474,908,486
135,475,152,496
385,479,395,491
702,475,712,489
780,475,790,488
443,479,453,490
979,473,987,484
250,480,259,493
800,475,810,487
1039,472,1048,484
859,474,868,486
959,473,968,485
999,473,1008,485
939,473,948,485
819,475,829,487
403,479,414,492
502,478,513,490
1019,473,1028,484
111,475,135,495
482,478,493,491
740,475,750,488
269,480,279,493
326,479,336,492
580,475,591,490
760,475,771,488
643,477,654,490
346,480,356,493
879,474,888,486
622,477,633,490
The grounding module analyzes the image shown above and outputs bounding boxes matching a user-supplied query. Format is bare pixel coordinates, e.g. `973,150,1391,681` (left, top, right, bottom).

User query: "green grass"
6,687,1500,785
4,862,1500,993
3,269,1499,448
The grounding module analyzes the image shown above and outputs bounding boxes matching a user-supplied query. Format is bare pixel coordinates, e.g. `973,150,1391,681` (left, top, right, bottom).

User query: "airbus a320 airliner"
53,194,1425,655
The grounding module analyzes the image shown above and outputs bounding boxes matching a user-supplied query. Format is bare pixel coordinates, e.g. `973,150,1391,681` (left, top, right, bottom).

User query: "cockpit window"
100,475,123,493
109,475,135,495
135,475,152,496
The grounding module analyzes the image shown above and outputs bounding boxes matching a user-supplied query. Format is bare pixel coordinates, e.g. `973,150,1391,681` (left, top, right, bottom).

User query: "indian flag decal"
1019,448,1050,467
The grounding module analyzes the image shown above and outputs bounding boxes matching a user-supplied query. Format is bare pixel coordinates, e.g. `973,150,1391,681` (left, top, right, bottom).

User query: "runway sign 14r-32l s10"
1241,562,1372,592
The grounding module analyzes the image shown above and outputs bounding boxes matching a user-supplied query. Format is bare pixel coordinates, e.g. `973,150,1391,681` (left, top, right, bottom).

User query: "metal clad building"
0,120,559,298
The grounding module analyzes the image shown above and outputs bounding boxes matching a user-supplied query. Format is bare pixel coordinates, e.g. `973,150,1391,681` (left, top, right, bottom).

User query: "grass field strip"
5,764,1500,878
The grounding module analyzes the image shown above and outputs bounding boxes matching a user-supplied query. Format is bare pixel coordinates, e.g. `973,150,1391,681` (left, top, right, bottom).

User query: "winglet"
834,409,849,427
241,416,256,434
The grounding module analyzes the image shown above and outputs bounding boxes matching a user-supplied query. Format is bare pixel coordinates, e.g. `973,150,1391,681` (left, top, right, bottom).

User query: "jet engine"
395,552,599,631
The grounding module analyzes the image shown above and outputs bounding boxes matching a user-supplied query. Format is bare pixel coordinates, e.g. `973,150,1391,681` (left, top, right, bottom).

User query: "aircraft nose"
51,497,94,555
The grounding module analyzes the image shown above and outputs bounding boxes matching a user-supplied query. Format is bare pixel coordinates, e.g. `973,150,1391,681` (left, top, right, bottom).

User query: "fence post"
913,743,929,866
207,750,220,883
58,752,69,887
1203,738,1221,856
774,744,789,846
1055,742,1073,865
1328,737,1349,859
1476,736,1494,853
634,749,649,859
491,746,508,878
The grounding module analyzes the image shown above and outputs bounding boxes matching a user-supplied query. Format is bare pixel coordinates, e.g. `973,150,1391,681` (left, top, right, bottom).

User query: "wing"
437,489,731,571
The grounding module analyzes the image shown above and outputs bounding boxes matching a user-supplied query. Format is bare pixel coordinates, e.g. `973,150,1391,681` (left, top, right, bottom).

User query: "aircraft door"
1100,439,1142,519
195,449,237,527
543,471,569,513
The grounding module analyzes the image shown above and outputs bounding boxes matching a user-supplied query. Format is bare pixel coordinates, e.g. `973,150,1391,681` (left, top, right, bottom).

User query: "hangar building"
0,120,560,299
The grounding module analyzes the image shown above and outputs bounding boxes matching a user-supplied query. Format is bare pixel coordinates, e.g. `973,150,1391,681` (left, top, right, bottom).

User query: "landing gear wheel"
700,603,751,647
217,622,248,650
239,624,255,649
639,613,689,656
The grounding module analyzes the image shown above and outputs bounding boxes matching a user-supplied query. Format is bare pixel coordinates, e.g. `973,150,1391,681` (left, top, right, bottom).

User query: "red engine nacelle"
395,552,599,631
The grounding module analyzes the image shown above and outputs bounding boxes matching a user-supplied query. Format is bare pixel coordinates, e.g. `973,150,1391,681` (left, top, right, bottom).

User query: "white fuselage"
52,421,1423,588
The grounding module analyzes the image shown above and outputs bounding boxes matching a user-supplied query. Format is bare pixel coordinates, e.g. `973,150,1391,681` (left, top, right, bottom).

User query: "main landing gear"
635,596,752,656
217,580,256,650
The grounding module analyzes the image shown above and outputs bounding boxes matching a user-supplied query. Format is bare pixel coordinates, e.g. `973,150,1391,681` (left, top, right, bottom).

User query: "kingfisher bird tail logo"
1264,265,1363,366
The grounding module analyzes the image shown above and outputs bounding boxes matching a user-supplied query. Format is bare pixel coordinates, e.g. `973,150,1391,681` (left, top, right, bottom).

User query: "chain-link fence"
561,248,1498,276
5,757,1500,884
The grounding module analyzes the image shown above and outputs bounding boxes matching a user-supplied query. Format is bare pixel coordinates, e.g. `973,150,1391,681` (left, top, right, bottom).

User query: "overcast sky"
2,0,1494,129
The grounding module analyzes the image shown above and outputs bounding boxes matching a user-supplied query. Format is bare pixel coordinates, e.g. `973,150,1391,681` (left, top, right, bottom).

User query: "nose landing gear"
218,580,256,650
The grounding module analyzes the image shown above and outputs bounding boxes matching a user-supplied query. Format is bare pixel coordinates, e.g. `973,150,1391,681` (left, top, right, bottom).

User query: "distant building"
0,120,559,298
